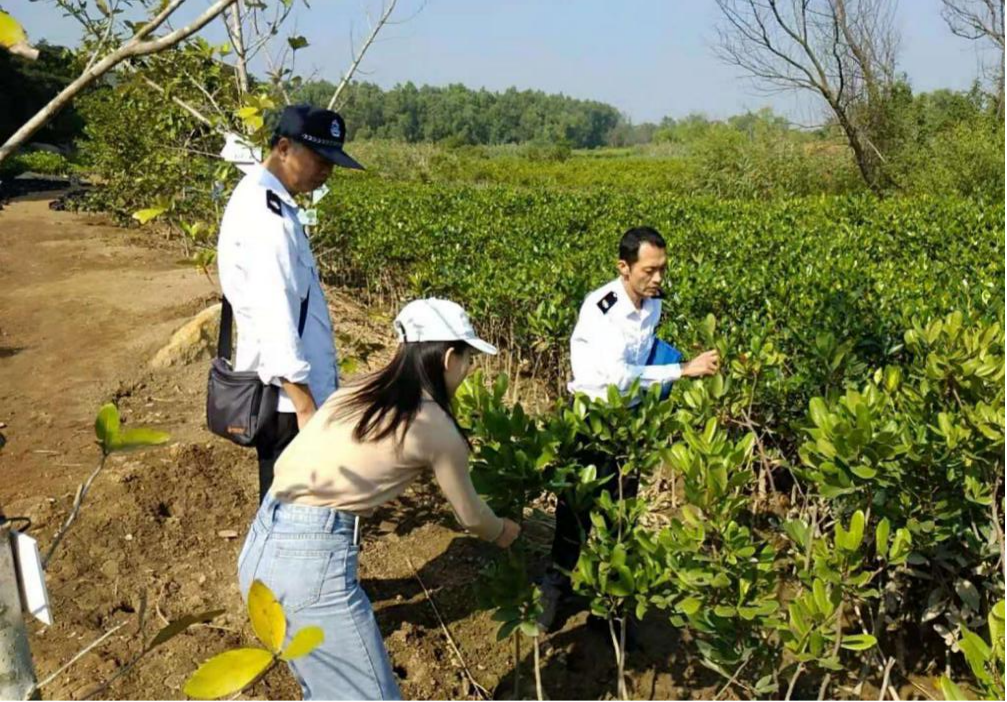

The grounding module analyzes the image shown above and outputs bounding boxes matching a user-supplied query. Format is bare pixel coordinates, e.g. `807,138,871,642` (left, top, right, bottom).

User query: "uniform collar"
608,278,658,319
254,164,297,208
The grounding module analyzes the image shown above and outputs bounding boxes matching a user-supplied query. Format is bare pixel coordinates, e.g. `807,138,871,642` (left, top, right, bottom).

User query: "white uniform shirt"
567,278,682,400
217,165,338,413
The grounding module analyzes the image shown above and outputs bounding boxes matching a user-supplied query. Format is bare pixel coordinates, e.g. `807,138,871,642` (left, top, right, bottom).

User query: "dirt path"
0,193,707,701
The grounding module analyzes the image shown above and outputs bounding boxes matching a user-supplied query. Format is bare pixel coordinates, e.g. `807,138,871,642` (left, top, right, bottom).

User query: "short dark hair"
619,226,666,265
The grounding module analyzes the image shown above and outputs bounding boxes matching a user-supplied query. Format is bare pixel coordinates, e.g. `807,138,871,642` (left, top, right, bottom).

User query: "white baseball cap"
394,298,498,355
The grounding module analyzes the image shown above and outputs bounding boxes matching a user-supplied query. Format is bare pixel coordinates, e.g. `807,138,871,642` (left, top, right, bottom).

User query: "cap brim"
310,144,365,170
466,338,498,355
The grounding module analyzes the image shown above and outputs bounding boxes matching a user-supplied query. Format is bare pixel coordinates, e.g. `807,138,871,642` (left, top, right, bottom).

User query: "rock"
217,529,239,539
150,303,221,369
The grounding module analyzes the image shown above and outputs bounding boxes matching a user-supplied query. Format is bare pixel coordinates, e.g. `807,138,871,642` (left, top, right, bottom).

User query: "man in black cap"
217,105,363,502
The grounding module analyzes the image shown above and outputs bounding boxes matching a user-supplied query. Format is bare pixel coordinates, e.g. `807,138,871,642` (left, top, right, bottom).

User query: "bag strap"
217,290,311,362
218,296,235,361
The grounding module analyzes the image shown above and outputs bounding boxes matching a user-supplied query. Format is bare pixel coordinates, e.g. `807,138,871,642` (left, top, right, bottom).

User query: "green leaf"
839,633,877,651
812,579,830,616
847,510,865,551
989,600,1005,652
783,519,809,549
94,403,120,453
280,626,324,661
713,605,736,618
496,619,520,641
938,676,967,701
184,648,274,699
519,621,541,638
132,207,166,225
809,397,829,427
850,463,877,479
875,518,891,558
109,427,171,452
954,578,981,613
287,35,309,50
678,597,702,615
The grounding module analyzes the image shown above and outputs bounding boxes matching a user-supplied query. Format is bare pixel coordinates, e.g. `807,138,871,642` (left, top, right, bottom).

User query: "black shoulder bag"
206,292,309,446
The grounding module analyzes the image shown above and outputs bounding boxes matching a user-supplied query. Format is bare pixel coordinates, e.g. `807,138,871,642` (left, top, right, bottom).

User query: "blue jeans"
237,495,401,700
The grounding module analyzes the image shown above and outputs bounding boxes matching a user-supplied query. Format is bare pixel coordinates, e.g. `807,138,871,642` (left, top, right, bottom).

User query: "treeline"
293,80,622,148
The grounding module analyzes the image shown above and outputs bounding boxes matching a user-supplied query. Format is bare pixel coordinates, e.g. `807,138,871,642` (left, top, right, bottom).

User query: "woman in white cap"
236,298,520,701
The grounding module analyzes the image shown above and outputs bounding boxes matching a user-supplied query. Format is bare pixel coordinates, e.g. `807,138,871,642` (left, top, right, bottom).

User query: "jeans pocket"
267,544,337,614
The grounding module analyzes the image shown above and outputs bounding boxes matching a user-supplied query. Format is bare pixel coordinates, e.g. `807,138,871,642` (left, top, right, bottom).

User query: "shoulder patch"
265,189,283,216
596,290,618,314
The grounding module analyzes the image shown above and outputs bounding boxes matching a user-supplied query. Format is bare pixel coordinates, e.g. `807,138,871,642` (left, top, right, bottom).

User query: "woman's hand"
494,518,521,548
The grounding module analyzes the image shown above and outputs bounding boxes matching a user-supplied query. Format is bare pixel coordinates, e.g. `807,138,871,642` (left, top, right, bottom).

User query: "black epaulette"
265,189,283,216
597,290,618,314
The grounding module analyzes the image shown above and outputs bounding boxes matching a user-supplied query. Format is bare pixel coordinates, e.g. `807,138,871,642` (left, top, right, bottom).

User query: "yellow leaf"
132,207,166,225
280,626,324,661
0,10,28,48
236,106,259,119
184,648,273,700
247,580,285,653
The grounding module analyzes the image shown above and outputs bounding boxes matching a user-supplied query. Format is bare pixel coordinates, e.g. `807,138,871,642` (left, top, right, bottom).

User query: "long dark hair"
334,340,471,444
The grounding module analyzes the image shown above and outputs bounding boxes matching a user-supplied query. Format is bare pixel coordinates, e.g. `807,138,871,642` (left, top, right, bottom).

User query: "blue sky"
12,0,994,123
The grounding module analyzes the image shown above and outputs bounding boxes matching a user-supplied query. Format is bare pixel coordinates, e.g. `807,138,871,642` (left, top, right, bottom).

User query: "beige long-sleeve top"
270,388,505,542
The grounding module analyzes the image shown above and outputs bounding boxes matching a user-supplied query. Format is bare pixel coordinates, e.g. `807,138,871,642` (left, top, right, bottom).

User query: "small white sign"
13,531,52,625
298,208,319,227
311,184,330,205
220,132,262,174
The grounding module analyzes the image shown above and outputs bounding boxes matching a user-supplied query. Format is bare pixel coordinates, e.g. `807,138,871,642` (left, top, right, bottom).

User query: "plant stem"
514,633,522,700
785,662,804,700
42,452,107,568
992,471,1005,572
533,635,544,701
817,601,846,700
608,616,628,700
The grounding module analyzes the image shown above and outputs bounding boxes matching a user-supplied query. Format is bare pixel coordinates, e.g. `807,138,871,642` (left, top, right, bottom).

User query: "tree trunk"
0,525,37,700
997,58,1005,121
829,99,884,194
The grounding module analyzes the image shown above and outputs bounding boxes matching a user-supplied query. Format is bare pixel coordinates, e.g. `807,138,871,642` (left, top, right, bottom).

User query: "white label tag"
298,208,318,227
220,132,262,175
311,185,330,205
13,531,52,625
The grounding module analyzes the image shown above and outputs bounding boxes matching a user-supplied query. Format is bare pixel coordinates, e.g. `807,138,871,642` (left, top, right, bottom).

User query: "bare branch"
25,620,128,699
328,0,401,110
42,454,107,568
712,0,899,192
941,0,1005,109
139,75,217,128
224,0,249,95
941,0,1005,47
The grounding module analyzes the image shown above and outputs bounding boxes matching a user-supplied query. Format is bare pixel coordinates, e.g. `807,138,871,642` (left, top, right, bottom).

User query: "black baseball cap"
273,104,364,170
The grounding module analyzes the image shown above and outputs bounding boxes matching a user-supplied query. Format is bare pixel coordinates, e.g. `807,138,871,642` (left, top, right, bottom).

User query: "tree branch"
327,0,400,110
0,0,237,164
